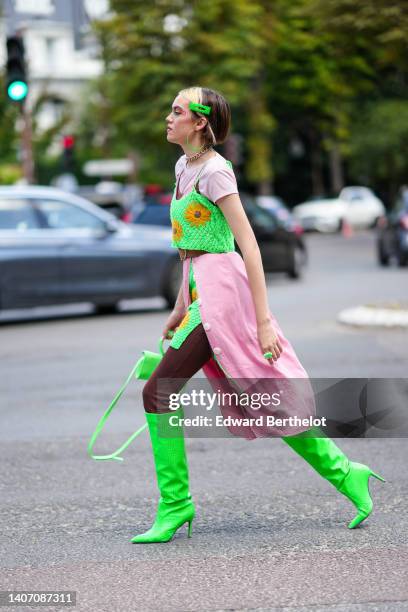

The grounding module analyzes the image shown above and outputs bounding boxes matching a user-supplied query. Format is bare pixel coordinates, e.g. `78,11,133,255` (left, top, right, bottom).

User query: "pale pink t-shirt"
175,151,238,205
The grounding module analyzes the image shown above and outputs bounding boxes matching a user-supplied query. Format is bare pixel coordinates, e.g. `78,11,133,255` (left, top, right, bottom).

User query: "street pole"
20,99,35,184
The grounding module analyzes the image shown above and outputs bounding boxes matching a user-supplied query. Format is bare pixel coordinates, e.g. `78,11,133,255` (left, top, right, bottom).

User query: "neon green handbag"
87,333,173,462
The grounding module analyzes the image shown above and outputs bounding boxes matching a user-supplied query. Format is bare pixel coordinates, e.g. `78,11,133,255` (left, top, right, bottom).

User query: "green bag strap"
87,335,167,462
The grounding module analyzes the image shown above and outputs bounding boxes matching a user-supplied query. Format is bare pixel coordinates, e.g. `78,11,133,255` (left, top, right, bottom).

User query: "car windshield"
341,188,371,200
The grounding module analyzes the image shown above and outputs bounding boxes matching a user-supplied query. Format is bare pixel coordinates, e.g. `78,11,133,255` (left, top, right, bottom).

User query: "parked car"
338,187,386,228
293,186,385,233
76,182,144,222
376,189,408,267
129,190,173,223
133,203,172,227
132,192,306,278
256,195,308,264
0,186,181,313
240,193,306,278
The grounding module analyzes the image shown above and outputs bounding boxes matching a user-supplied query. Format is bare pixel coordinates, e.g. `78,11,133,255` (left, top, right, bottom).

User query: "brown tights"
142,323,214,414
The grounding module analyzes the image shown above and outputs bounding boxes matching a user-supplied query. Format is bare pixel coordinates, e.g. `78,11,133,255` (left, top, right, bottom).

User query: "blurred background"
0,0,407,317
1,0,407,203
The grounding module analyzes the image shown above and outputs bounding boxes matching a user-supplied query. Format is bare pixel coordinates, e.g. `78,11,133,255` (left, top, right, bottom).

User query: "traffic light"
63,135,75,150
6,35,28,102
62,135,75,171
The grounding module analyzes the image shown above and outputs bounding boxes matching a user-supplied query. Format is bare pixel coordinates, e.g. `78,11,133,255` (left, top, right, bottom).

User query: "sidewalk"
338,302,408,328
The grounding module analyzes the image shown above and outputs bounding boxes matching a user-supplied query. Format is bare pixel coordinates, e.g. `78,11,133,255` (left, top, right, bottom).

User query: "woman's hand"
163,307,186,340
257,318,283,363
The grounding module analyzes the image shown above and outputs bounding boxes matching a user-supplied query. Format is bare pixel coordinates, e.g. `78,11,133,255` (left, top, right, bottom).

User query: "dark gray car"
0,186,182,313
376,189,408,267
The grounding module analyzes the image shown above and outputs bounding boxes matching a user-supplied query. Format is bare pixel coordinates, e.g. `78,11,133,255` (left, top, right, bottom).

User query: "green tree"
306,0,408,198
265,0,382,197
93,0,277,190
348,100,408,203
83,0,407,202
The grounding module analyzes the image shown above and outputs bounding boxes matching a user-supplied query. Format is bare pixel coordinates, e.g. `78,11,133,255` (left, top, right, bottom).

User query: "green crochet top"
170,158,236,252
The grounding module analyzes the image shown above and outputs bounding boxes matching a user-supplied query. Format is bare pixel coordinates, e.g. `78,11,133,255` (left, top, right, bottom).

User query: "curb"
337,304,408,328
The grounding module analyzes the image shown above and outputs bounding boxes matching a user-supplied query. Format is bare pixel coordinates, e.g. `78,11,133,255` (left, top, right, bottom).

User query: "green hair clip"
189,101,211,115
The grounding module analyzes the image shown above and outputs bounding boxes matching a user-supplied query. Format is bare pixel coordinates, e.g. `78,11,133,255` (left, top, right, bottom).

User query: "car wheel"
95,303,119,315
337,218,344,233
287,246,303,279
162,256,182,309
377,243,390,266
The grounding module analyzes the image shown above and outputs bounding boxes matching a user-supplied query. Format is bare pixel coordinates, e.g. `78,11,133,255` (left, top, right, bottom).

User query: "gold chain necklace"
186,144,214,165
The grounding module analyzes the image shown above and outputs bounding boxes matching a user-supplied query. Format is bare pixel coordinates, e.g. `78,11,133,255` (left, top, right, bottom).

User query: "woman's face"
165,95,205,147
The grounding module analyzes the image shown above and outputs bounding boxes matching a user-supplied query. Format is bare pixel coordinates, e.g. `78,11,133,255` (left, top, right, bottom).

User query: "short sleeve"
202,166,239,205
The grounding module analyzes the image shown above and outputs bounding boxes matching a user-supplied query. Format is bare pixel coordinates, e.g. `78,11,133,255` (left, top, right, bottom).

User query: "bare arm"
173,278,185,314
162,275,186,340
217,193,269,323
216,193,283,361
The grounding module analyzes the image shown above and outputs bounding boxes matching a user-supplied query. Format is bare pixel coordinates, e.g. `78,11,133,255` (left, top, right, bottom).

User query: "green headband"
189,101,211,115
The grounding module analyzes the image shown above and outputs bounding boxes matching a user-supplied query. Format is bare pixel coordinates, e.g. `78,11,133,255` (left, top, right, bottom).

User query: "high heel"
131,500,195,543
337,462,386,529
282,429,386,529
371,471,386,483
131,408,195,543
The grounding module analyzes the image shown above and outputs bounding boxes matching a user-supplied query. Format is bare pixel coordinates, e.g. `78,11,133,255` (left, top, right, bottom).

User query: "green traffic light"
7,80,28,101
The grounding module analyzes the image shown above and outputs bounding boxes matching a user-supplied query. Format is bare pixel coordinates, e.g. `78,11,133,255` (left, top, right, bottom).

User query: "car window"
342,187,371,201
35,199,106,230
243,200,277,230
135,206,171,226
0,198,40,231
251,207,277,230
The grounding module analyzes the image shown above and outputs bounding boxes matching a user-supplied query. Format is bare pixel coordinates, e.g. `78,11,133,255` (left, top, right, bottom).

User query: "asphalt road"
1,230,407,612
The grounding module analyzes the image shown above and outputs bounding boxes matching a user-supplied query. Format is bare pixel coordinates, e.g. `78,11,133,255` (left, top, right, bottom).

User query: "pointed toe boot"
131,407,195,544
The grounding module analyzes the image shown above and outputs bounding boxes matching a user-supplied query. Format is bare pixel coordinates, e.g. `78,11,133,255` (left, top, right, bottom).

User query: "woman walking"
131,86,385,543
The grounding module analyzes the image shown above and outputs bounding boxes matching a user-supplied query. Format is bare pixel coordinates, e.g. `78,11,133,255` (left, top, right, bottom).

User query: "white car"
292,187,385,233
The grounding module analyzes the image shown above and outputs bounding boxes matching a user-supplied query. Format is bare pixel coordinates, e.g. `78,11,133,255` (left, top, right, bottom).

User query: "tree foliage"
88,0,406,202
1,0,407,204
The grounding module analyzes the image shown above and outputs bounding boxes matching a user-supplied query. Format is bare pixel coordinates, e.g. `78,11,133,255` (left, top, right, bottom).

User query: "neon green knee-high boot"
282,427,386,529
131,407,195,543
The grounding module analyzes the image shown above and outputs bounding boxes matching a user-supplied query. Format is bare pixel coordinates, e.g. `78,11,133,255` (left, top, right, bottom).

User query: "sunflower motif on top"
191,286,198,302
184,201,211,227
172,219,183,242
176,311,190,331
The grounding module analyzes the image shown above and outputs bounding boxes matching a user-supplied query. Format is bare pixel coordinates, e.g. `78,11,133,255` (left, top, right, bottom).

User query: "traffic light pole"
5,32,35,183
20,100,35,184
